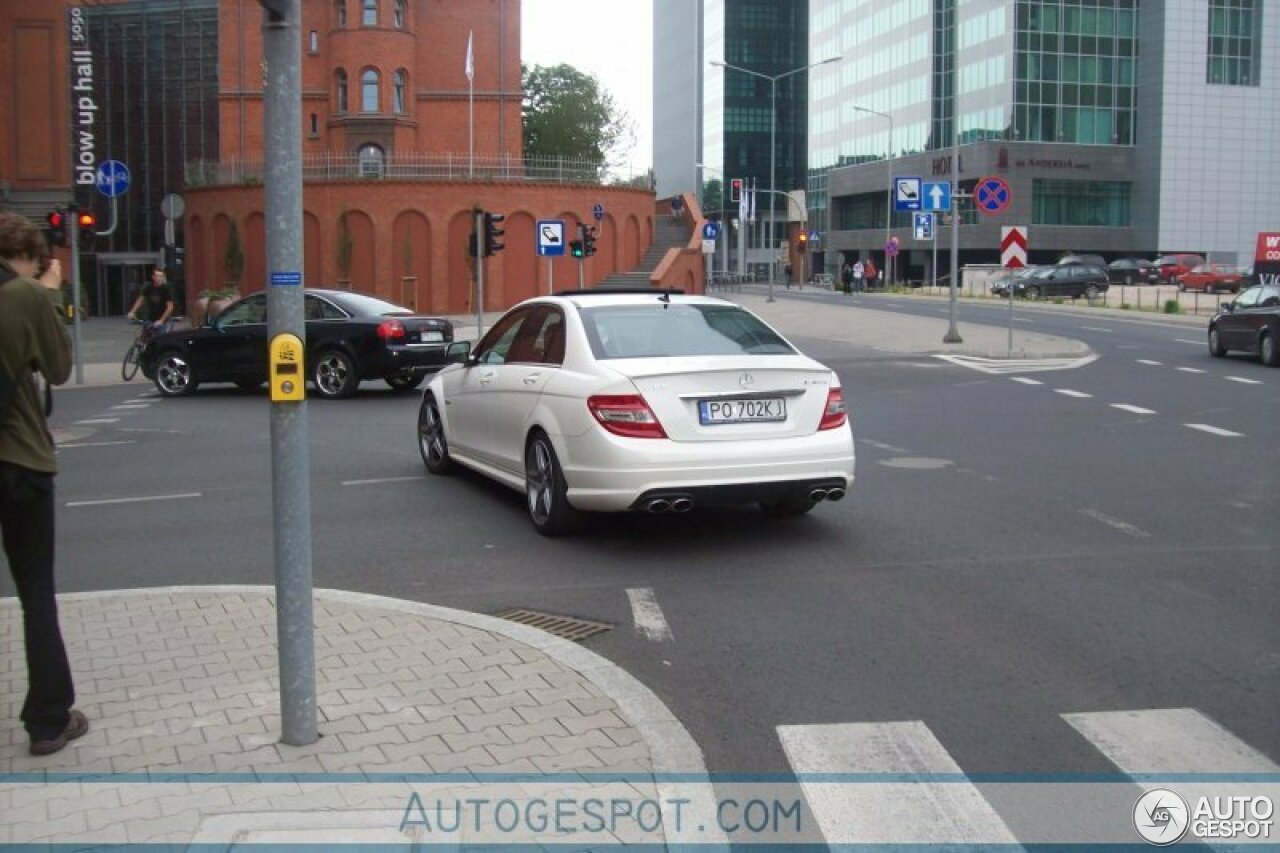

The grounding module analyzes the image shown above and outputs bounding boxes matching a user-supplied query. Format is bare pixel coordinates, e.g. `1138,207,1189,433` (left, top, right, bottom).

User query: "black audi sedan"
141,289,453,398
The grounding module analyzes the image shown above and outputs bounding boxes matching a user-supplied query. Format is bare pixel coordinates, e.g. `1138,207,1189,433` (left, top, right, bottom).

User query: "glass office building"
809,0,1277,280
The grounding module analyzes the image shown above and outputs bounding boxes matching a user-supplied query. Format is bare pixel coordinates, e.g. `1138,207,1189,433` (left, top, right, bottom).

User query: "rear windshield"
329,291,413,317
579,303,795,359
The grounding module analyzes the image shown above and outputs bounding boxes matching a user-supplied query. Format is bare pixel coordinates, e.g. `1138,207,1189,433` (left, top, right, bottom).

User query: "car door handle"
522,372,543,385
478,369,497,385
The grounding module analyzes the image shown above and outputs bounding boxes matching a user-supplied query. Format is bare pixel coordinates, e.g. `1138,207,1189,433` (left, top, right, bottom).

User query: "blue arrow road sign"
923,182,952,212
95,159,131,198
894,176,922,211
702,221,721,240
536,220,565,257
592,203,604,221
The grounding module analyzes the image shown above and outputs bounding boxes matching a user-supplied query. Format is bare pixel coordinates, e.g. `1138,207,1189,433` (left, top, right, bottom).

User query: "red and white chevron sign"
1001,226,1028,268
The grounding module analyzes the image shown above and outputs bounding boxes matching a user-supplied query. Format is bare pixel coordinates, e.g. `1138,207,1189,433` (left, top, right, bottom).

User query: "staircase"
593,215,692,288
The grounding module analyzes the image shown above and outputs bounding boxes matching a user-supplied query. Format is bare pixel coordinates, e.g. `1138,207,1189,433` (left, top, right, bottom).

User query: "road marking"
626,588,674,643
1136,359,1163,366
111,404,151,410
58,440,137,449
777,721,1017,845
1080,326,1113,333
935,353,1099,375
859,439,910,454
1110,404,1156,415
1176,367,1206,374
1175,339,1202,346
1226,376,1263,385
1054,389,1093,398
75,418,120,425
1009,377,1043,385
66,492,202,508
340,476,422,486
1063,708,1280,774
1185,423,1244,437
1078,508,1152,539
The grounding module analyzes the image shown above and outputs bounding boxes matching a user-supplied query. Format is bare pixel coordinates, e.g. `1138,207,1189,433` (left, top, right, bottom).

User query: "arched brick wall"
304,212,322,287
245,212,266,293
502,211,538,306
392,210,430,310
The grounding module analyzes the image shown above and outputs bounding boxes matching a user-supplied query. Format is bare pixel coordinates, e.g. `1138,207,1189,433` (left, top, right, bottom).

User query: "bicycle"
121,319,169,381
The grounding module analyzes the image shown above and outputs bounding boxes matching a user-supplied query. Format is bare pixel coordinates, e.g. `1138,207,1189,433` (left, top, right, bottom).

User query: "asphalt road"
7,303,1277,786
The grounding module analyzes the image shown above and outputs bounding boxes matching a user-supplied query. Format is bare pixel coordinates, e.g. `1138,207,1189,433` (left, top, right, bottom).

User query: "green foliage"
1163,299,1183,314
523,63,631,171
702,178,723,214
223,221,245,283
336,209,354,279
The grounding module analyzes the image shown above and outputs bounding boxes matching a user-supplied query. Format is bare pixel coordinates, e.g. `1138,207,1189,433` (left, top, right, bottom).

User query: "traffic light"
483,211,505,256
46,209,67,247
75,210,97,238
797,231,808,250
581,225,597,257
730,178,743,203
570,240,584,259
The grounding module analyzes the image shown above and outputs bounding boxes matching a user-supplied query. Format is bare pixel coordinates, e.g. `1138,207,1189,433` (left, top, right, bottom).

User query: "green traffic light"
570,240,584,258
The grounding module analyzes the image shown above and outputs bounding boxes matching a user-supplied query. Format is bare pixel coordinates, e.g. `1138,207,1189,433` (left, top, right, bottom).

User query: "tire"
1024,285,1041,300
524,431,580,536
312,349,358,399
1084,284,1100,300
234,378,264,391
417,394,453,474
1261,332,1280,367
153,351,198,397
759,492,816,518
121,343,141,381
1208,326,1227,358
386,370,425,392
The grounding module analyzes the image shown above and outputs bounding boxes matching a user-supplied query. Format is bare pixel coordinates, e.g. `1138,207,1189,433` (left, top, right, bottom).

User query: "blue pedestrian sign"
536,220,565,257
702,221,721,240
95,160,131,198
592,203,604,222
913,212,935,241
923,182,952,212
894,176,922,211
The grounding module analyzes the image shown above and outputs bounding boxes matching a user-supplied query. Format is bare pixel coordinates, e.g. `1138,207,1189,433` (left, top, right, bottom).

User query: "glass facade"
1032,179,1131,225
1207,0,1262,85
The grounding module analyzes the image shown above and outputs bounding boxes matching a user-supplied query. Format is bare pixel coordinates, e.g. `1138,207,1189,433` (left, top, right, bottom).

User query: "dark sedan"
1208,283,1280,366
1011,265,1110,300
141,289,454,398
1107,258,1159,285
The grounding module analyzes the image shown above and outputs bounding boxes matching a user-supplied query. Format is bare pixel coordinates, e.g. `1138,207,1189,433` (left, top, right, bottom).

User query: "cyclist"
127,265,174,330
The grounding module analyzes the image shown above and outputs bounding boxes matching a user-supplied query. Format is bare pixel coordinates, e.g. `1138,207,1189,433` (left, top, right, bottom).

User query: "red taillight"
819,387,847,431
376,319,406,340
587,394,667,439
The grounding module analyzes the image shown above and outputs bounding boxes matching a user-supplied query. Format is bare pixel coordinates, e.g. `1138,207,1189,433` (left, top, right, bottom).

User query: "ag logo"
1134,788,1190,845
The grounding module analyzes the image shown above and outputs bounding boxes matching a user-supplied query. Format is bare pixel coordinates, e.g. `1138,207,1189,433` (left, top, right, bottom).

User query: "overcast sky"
521,1,654,178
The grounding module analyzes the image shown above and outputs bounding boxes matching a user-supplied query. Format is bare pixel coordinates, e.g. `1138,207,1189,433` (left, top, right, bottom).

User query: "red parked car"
1155,253,1205,284
1179,263,1246,294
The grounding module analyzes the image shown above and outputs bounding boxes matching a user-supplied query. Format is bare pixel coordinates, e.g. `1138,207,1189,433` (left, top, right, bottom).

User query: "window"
308,29,318,53
335,69,348,114
219,294,266,326
1032,179,1131,227
474,309,533,365
361,68,379,112
393,0,406,28
335,0,345,27
1206,0,1260,85
309,113,318,136
358,143,385,177
393,69,407,114
362,0,377,26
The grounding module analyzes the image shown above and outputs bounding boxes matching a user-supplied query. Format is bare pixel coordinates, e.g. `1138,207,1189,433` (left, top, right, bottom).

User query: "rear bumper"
360,343,450,378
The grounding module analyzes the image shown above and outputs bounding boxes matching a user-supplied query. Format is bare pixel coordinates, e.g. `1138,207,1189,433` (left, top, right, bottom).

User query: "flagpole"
466,31,475,177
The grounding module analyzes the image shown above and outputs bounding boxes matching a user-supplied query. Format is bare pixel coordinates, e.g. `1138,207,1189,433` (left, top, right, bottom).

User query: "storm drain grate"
493,609,613,643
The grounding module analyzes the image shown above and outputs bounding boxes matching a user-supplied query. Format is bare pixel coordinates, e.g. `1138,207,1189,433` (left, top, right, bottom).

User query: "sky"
521,1,654,178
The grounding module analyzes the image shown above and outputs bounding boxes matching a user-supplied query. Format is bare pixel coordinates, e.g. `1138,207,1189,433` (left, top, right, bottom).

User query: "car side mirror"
446,340,472,364
1220,301,1234,313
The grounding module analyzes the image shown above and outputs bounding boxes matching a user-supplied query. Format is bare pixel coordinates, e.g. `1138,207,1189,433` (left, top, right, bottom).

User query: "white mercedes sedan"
417,289,855,535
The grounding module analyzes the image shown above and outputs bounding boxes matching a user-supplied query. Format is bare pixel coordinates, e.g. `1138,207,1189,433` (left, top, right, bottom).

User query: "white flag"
738,182,748,221
747,182,756,223
465,31,474,82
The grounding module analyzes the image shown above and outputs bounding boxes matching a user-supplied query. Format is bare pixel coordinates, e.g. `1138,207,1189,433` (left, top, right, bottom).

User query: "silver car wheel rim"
421,401,446,464
316,354,347,395
157,357,190,393
526,440,553,524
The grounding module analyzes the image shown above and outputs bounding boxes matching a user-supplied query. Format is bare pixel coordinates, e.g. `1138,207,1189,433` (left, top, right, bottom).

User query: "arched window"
359,143,385,178
362,0,377,26
393,69,407,114
361,69,379,112
393,0,406,28
335,69,348,114
335,0,346,27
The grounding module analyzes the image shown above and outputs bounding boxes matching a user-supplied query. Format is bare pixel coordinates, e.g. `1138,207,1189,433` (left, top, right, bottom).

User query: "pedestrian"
127,265,174,328
841,262,853,294
864,258,878,290
853,260,865,293
0,211,86,756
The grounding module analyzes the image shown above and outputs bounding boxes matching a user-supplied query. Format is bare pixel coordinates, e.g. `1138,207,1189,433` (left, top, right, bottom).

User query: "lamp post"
851,105,893,286
712,55,840,302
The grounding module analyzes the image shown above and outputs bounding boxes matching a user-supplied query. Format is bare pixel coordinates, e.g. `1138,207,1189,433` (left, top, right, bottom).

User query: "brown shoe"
29,710,90,756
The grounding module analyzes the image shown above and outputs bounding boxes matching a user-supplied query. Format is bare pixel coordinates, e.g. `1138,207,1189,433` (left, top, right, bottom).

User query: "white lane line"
1137,359,1163,366
1110,404,1157,415
777,722,1017,845
1080,326,1113,333
1175,339,1202,346
58,440,138,449
1226,376,1263,385
1010,377,1043,385
626,588,674,643
1063,708,1280,774
111,404,151,410
75,418,120,425
66,492,202,508
1078,508,1152,539
1185,423,1245,438
1176,367,1206,374
1054,389,1093,398
340,476,422,486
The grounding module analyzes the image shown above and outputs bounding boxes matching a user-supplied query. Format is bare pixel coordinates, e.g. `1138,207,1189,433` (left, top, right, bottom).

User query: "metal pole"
547,257,553,295
261,0,316,746
767,79,776,302
944,116,963,343
886,116,894,286
66,204,84,385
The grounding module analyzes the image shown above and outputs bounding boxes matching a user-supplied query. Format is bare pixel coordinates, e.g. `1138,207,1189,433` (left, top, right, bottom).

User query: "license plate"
419,331,444,342
698,398,786,425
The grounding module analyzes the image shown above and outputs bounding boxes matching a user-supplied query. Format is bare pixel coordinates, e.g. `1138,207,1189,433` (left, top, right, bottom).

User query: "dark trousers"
0,463,74,740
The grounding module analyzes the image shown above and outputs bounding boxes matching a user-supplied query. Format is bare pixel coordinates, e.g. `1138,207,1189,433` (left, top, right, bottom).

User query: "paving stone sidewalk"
0,587,711,846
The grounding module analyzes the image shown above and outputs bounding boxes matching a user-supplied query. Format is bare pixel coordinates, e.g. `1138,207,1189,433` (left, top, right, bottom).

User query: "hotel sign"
68,8,99,189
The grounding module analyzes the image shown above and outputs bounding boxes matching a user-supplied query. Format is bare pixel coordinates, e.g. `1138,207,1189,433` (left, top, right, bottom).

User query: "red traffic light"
47,211,65,228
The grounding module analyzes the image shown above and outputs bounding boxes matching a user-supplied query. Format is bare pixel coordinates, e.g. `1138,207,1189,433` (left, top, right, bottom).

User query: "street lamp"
851,105,893,285
711,55,841,302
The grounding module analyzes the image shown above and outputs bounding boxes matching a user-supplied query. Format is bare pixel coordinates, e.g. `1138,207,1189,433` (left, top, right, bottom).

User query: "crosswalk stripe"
1063,708,1280,774
777,721,1018,845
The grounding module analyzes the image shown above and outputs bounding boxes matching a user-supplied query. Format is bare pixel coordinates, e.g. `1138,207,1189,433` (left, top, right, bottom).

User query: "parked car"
1057,253,1107,268
416,289,856,535
141,289,453,398
989,265,1041,297
1106,258,1159,285
1208,283,1280,365
1011,265,1110,300
1155,253,1205,284
1179,263,1247,294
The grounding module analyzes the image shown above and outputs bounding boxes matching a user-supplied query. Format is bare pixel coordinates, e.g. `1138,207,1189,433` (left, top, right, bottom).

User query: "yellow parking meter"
269,333,305,402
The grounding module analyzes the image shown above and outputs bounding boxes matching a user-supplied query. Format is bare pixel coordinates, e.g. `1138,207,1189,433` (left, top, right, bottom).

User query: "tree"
702,179,723,215
223,220,244,285
336,208,353,283
523,63,632,174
